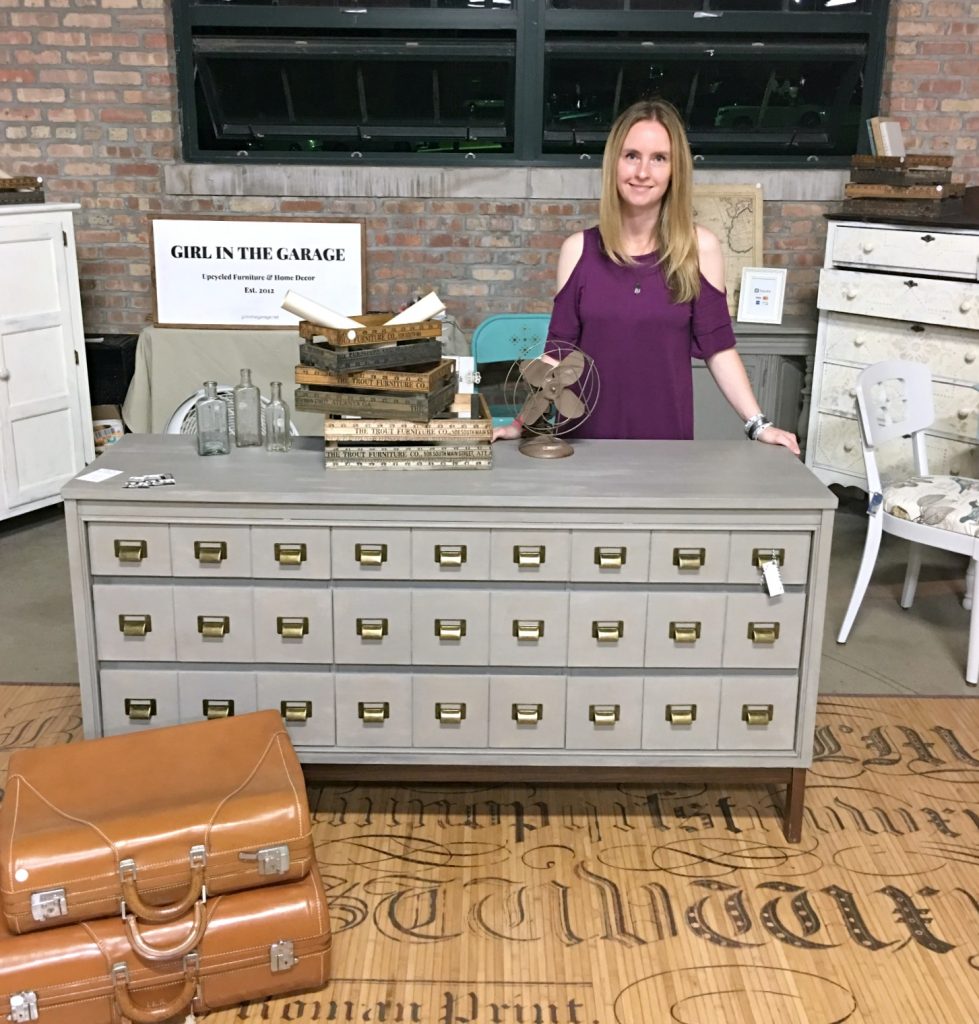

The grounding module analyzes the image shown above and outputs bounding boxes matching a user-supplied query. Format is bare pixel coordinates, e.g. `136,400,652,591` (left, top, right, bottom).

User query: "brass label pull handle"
669,621,702,644
742,703,774,726
513,619,544,641
274,542,307,566
355,542,388,566
193,540,227,564
114,539,148,563
666,703,698,726
435,543,467,567
124,698,157,721
435,618,466,641
513,544,545,567
594,546,626,568
198,615,230,638
277,616,310,639
673,547,706,570
589,704,620,726
357,617,389,640
203,699,234,719
592,620,624,643
436,702,466,723
512,703,543,724
747,621,780,644
281,700,312,722
359,701,390,723
119,614,152,637
752,547,785,569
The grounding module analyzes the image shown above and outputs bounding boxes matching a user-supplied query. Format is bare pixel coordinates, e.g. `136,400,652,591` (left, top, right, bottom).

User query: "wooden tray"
322,393,493,443
844,182,964,201
850,154,954,170
295,377,457,422
849,167,952,187
324,442,492,471
299,338,443,373
299,313,442,347
294,359,455,394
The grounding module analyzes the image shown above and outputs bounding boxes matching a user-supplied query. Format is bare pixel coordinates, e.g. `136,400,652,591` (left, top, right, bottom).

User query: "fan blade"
554,388,585,420
552,349,585,386
519,392,551,426
520,358,553,388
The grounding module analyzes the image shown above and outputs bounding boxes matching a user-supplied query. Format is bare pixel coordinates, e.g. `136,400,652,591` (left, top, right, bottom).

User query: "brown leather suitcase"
0,868,331,1024
0,710,314,937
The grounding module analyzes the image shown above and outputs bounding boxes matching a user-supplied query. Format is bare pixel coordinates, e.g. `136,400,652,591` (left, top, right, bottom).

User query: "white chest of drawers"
63,435,835,841
806,216,979,488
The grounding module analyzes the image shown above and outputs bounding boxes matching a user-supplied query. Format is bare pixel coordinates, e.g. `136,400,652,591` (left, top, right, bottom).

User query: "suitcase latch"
8,992,39,1022
240,844,291,876
270,940,296,972
30,887,67,922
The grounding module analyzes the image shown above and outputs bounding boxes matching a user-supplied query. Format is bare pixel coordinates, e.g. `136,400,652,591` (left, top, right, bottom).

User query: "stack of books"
844,154,962,202
0,175,44,205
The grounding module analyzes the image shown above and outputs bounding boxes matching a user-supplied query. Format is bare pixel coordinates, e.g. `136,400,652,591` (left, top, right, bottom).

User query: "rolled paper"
384,290,445,326
281,290,363,330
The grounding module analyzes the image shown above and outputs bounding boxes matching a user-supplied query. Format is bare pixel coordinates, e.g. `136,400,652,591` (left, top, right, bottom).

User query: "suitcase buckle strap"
8,992,39,1023
118,845,208,923
112,955,200,1024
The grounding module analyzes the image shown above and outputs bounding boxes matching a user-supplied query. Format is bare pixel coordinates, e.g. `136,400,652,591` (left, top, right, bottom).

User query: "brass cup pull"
281,700,312,723
125,698,157,721
673,547,706,570
203,699,234,719
513,544,545,567
669,621,702,644
513,619,544,641
274,542,307,566
355,542,388,566
114,539,147,563
435,543,467,567
436,701,466,723
193,540,227,564
752,547,785,569
359,701,390,723
589,704,620,726
198,615,230,638
742,703,774,726
357,617,389,640
119,614,151,637
512,703,543,724
594,546,626,568
277,616,310,639
747,621,780,645
666,703,698,726
435,618,466,641
592,620,624,643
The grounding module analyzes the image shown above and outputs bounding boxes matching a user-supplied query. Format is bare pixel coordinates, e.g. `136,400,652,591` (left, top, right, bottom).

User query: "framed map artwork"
691,184,764,315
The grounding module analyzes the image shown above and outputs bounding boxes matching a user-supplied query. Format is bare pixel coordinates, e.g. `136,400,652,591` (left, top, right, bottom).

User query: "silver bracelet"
749,418,774,441
743,413,767,439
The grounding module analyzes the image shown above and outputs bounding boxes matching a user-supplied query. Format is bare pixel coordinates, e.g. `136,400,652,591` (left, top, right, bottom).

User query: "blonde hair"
598,99,700,304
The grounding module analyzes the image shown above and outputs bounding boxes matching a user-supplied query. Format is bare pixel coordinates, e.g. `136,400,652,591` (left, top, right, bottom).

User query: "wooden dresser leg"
783,768,807,843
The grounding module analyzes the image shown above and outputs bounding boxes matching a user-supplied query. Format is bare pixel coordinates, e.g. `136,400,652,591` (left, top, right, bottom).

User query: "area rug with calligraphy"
1,686,977,1024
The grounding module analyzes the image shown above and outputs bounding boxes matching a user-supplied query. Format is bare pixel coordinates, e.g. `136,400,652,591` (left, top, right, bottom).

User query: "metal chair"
471,313,550,426
836,359,979,685
164,386,299,438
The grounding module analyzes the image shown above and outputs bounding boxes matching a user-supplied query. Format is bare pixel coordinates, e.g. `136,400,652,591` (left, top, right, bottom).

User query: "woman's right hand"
492,420,523,442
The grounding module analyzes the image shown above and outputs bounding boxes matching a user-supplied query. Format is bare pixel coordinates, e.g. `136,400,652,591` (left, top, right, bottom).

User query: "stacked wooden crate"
844,154,962,202
294,313,493,469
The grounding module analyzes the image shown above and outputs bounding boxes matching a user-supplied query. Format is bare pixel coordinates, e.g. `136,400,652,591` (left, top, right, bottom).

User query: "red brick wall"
0,0,975,335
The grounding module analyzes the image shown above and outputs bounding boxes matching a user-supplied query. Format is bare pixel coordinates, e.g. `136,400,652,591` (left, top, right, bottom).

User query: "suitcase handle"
120,855,206,922
123,902,206,962
112,956,199,1023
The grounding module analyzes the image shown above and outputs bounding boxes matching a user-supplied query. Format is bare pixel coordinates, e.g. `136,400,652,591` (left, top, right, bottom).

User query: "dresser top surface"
63,435,836,512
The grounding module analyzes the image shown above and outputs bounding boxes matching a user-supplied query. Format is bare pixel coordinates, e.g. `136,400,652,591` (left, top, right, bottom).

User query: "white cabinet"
0,203,93,520
806,217,979,489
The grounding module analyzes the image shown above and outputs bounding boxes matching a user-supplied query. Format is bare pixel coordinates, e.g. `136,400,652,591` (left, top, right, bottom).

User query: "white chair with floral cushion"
837,359,979,685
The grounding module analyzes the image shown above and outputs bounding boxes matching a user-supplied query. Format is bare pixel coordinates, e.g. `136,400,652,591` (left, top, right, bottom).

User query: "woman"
493,98,799,454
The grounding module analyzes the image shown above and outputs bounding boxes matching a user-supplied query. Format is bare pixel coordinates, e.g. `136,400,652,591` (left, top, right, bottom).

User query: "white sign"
736,266,787,326
151,217,365,328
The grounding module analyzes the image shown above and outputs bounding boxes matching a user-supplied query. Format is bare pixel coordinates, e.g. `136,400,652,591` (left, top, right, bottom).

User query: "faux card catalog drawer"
251,525,332,579
335,672,412,747
331,527,410,579
177,668,258,723
649,531,730,584
411,529,491,581
567,591,648,667
170,524,251,576
333,587,411,664
565,677,642,750
488,674,566,748
411,589,490,666
258,670,336,747
645,592,726,668
93,583,176,661
718,674,798,750
253,585,333,664
722,591,806,669
830,224,979,279
569,530,651,583
174,584,255,662
88,523,172,576
641,677,721,751
100,668,180,735
411,673,489,748
488,590,569,666
727,532,811,586
490,529,570,582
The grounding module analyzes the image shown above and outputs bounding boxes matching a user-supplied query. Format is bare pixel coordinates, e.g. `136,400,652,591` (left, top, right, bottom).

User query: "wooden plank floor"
2,686,978,1023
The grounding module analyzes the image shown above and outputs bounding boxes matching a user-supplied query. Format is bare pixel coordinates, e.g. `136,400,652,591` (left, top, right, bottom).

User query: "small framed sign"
736,267,787,325
150,216,365,328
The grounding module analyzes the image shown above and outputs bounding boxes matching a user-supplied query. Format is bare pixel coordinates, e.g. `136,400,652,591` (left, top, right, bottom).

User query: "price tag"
762,559,784,597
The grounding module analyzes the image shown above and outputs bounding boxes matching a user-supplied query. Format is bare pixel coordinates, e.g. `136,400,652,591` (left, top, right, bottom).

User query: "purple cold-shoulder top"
546,226,736,440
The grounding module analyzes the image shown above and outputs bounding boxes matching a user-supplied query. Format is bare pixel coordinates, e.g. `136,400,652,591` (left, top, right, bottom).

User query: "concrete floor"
0,496,973,694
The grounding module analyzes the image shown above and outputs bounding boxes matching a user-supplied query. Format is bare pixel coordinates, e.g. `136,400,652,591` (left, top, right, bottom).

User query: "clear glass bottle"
265,381,292,453
195,380,230,456
232,368,262,447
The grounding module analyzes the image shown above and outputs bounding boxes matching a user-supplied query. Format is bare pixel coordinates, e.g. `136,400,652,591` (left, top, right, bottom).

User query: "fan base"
518,434,575,459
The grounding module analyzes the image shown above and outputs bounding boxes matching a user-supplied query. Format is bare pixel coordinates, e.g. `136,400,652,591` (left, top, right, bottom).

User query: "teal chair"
471,313,550,426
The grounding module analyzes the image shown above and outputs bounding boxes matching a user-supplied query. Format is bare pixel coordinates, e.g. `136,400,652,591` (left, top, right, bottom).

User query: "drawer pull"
355,542,387,566
435,543,467,567
965,350,976,364
589,704,620,726
910,323,925,333
435,618,466,641
125,698,157,721
961,298,975,314
358,701,389,723
281,700,312,723
751,547,785,569
203,699,234,719
513,544,545,567
436,702,466,723
669,621,701,644
114,539,147,563
666,704,697,726
277,616,309,639
274,542,307,566
194,540,227,564
119,614,152,637
958,408,970,421
673,547,705,570
594,545,626,568
513,619,544,641
859,240,874,254
592,620,624,643
747,621,780,644
512,703,542,724
903,279,918,289
742,703,774,727
198,615,230,638
357,617,388,640
843,285,858,300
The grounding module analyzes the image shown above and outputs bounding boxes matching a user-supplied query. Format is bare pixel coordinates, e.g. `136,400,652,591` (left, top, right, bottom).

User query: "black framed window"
173,0,890,165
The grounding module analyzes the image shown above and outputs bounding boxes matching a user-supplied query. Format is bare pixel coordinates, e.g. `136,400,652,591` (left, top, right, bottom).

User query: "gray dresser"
63,435,835,840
